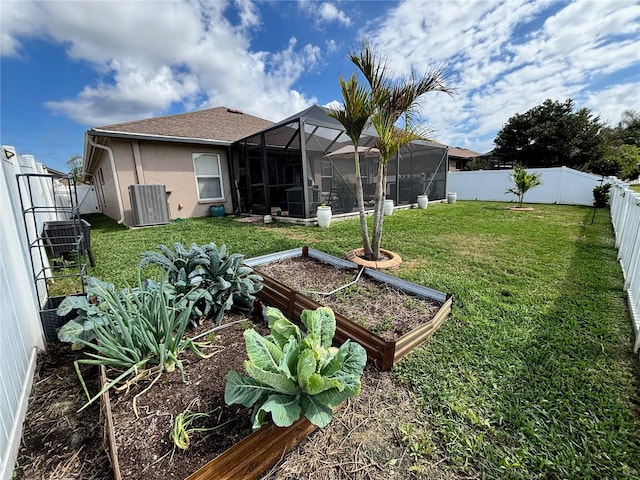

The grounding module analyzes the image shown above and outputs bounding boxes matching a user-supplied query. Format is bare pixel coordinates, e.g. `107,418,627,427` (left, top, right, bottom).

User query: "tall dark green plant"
140,242,263,324
593,183,612,208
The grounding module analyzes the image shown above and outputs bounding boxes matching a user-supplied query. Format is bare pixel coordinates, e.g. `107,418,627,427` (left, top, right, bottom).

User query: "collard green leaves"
225,306,366,429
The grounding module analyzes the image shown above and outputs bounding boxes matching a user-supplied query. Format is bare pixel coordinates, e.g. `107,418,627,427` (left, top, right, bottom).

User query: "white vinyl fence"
609,179,640,353
1,146,55,479
447,166,608,206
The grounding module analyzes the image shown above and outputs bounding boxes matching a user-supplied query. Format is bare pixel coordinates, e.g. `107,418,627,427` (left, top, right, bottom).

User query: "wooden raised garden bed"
100,314,332,480
100,247,452,479
246,246,453,371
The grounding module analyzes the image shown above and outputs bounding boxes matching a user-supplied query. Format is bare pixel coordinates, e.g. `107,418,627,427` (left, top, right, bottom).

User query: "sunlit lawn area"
82,201,639,478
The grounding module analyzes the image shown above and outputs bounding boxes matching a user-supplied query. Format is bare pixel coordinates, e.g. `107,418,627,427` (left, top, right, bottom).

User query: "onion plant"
170,398,229,451
73,278,212,414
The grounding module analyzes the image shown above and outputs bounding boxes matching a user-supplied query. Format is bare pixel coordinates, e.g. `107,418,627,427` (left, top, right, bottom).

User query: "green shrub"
593,183,612,208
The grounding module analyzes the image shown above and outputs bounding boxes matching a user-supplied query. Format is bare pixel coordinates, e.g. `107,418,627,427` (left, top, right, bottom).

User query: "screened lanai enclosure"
230,105,448,219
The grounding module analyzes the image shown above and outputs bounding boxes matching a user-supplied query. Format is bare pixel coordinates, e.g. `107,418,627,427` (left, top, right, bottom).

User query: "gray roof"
91,107,273,143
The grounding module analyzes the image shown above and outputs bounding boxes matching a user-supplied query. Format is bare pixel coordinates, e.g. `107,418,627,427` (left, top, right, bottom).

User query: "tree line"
468,99,640,180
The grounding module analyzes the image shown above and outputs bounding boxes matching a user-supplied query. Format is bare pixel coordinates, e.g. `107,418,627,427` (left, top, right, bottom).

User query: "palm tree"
327,73,375,257
506,166,542,207
349,41,453,260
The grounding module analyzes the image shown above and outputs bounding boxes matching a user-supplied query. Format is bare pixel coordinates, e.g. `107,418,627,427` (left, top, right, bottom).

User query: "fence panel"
609,179,640,352
0,146,45,479
447,166,607,206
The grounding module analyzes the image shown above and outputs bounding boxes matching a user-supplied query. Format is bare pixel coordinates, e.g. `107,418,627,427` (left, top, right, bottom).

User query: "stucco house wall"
83,107,273,227
135,141,232,220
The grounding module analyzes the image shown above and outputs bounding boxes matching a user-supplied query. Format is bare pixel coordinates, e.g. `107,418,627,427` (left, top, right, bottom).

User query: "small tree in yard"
506,166,542,207
329,40,453,260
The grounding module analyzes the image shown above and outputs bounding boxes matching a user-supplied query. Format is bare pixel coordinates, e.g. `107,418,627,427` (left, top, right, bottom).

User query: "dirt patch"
265,368,433,480
13,343,112,480
255,257,440,341
109,313,265,479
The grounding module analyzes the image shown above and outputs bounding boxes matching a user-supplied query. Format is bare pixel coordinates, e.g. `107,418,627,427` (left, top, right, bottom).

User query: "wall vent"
129,184,170,226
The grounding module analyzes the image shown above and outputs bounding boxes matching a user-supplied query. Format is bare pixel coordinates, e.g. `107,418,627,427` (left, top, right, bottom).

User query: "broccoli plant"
140,242,263,324
225,306,367,429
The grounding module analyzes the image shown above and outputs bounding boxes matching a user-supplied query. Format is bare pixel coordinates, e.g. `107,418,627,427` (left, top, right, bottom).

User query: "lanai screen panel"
392,141,448,204
303,116,379,213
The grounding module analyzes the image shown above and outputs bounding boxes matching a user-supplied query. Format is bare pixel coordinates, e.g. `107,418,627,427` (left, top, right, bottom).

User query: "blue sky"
2,0,639,173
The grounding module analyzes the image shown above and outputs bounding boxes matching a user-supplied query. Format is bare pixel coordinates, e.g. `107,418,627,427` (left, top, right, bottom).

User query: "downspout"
88,135,125,224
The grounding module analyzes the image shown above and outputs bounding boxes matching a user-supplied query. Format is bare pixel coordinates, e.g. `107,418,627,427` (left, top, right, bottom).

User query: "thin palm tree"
506,166,542,207
327,73,375,257
350,41,454,260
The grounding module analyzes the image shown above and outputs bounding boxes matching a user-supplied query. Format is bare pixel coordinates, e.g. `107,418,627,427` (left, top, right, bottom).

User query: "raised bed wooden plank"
100,366,122,480
186,415,319,480
100,352,328,480
393,296,453,362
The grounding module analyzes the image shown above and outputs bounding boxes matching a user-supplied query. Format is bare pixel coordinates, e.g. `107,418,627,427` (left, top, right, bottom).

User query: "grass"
80,203,639,479
630,184,640,193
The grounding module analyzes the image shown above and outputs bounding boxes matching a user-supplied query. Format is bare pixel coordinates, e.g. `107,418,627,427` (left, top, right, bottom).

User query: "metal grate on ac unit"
129,184,171,226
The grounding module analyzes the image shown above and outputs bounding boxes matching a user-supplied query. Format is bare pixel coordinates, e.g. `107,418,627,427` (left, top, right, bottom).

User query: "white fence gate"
609,179,640,352
447,166,608,206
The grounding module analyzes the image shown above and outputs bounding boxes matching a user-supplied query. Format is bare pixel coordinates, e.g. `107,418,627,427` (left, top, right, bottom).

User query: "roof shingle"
93,107,273,143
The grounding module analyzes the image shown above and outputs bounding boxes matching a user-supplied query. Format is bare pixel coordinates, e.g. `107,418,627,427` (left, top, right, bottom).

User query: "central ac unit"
129,184,170,226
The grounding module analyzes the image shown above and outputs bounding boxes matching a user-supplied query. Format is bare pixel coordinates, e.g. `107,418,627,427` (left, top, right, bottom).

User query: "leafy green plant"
506,165,543,207
71,278,211,413
57,277,176,349
593,183,612,208
225,306,366,429
140,242,263,324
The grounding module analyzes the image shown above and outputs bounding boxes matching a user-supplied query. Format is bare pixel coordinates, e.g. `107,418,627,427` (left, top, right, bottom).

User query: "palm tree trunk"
371,161,387,260
354,152,373,257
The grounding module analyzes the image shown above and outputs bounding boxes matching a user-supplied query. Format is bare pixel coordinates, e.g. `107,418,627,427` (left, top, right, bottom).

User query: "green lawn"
630,184,640,193
82,202,639,479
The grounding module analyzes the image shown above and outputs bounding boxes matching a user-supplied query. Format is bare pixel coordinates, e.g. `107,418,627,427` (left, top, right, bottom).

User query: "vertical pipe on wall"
87,135,125,224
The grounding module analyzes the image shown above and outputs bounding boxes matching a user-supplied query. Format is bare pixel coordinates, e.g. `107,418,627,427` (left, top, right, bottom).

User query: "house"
447,147,483,171
83,107,273,226
83,105,449,226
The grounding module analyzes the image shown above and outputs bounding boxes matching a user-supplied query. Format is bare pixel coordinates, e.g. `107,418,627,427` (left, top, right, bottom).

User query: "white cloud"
2,0,319,125
367,0,640,152
318,2,351,26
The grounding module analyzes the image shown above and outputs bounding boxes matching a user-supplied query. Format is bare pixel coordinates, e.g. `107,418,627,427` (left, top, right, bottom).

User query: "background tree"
493,99,604,169
67,154,83,182
591,110,640,180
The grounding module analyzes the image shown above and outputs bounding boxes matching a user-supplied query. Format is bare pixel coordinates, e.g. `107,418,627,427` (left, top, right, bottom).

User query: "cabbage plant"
225,306,366,429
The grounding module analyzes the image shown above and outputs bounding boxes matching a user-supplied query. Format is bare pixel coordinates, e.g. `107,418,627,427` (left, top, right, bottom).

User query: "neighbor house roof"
448,147,482,158
90,107,273,144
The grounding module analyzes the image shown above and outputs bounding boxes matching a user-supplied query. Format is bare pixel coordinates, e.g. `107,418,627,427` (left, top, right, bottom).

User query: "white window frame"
192,153,225,202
